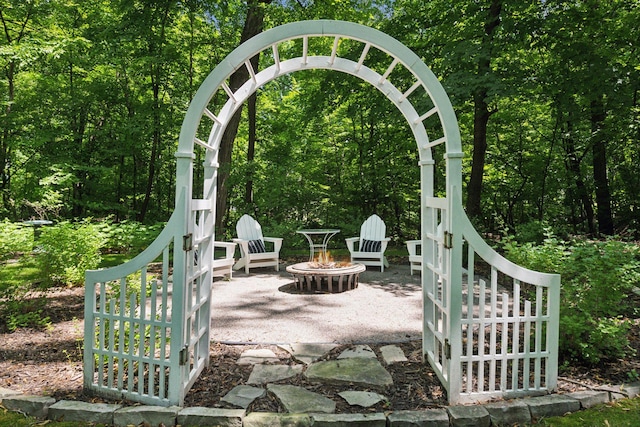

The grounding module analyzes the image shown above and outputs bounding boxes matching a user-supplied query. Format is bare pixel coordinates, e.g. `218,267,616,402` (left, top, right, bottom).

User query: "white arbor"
83,20,560,407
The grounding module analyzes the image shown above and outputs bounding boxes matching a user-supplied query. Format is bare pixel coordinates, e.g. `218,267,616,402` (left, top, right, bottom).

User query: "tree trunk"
215,0,272,235
0,7,32,216
244,91,257,205
137,58,162,222
465,0,501,220
466,91,491,219
1,60,14,214
137,1,173,222
68,56,89,218
591,97,614,235
563,117,595,234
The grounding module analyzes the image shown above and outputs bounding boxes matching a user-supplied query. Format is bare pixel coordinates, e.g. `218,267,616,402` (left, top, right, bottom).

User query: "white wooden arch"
84,20,560,407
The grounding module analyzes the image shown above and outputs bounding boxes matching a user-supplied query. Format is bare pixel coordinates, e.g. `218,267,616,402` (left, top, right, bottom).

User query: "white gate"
84,20,560,406
83,186,216,406
422,191,560,403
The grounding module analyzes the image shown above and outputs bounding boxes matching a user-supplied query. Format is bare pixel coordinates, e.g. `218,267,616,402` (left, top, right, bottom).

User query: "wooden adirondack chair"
233,214,283,274
405,240,422,275
345,214,391,272
212,241,236,279
405,223,443,275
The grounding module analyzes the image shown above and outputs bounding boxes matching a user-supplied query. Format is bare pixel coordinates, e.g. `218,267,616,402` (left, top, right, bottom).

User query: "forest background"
1,0,638,243
1,0,640,372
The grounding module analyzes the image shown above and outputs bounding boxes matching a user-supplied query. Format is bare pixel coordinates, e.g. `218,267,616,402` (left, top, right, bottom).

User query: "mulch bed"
184,341,447,413
1,284,639,413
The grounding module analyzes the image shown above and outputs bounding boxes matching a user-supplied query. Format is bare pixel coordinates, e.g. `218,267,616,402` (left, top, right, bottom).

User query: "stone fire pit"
286,262,366,293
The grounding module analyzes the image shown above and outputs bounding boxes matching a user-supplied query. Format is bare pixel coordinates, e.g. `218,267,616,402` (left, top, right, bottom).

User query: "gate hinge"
444,339,451,359
183,233,193,251
443,231,453,249
179,346,190,366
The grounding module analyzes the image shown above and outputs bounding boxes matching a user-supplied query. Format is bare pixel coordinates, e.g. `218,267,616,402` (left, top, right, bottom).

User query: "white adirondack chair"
212,241,236,279
405,240,422,275
345,214,391,272
406,223,443,275
233,214,283,274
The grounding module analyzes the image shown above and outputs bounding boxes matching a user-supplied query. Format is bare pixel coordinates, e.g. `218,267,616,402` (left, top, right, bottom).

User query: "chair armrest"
263,237,283,253
405,240,421,256
232,238,250,256
379,237,391,253
214,241,236,259
345,237,359,253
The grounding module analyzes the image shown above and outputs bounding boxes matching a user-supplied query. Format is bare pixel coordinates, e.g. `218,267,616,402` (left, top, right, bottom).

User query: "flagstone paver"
387,409,450,427
337,344,376,359
113,405,180,427
243,412,312,427
220,385,266,409
305,357,393,389
247,364,304,384
0,387,22,398
310,413,387,426
237,348,280,365
279,343,339,365
566,390,610,408
338,390,387,407
267,384,336,414
379,344,407,364
177,407,245,427
483,400,531,427
1,395,56,419
48,400,122,425
525,394,581,419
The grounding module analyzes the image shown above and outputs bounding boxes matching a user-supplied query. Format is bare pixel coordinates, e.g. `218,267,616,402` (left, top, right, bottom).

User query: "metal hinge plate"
443,231,453,249
183,233,193,251
179,346,190,366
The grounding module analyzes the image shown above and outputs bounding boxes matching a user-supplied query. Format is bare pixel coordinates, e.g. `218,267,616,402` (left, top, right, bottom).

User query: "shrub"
0,220,32,261
504,235,640,365
515,220,550,245
36,220,103,286
97,219,165,254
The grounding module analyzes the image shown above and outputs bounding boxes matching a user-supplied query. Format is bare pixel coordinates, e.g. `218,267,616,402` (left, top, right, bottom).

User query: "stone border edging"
2,384,639,427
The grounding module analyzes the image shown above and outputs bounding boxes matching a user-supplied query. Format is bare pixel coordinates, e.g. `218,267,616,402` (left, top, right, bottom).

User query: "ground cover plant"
532,397,640,426
504,233,640,368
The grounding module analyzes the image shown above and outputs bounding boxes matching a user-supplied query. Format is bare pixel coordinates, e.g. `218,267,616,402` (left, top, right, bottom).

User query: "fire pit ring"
286,262,366,293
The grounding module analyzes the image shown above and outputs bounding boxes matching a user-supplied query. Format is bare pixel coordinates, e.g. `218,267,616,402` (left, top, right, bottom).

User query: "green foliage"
502,231,568,275
0,0,637,241
96,219,165,254
514,221,552,245
35,221,103,286
0,257,50,332
504,236,640,365
2,300,50,332
0,220,32,261
0,219,163,331
0,408,110,427
533,397,640,427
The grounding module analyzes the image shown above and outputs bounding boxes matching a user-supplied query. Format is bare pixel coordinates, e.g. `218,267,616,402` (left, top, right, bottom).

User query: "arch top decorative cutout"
177,19,463,166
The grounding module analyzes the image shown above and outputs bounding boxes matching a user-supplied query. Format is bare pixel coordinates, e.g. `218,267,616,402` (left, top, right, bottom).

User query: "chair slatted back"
359,214,386,250
236,214,264,242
